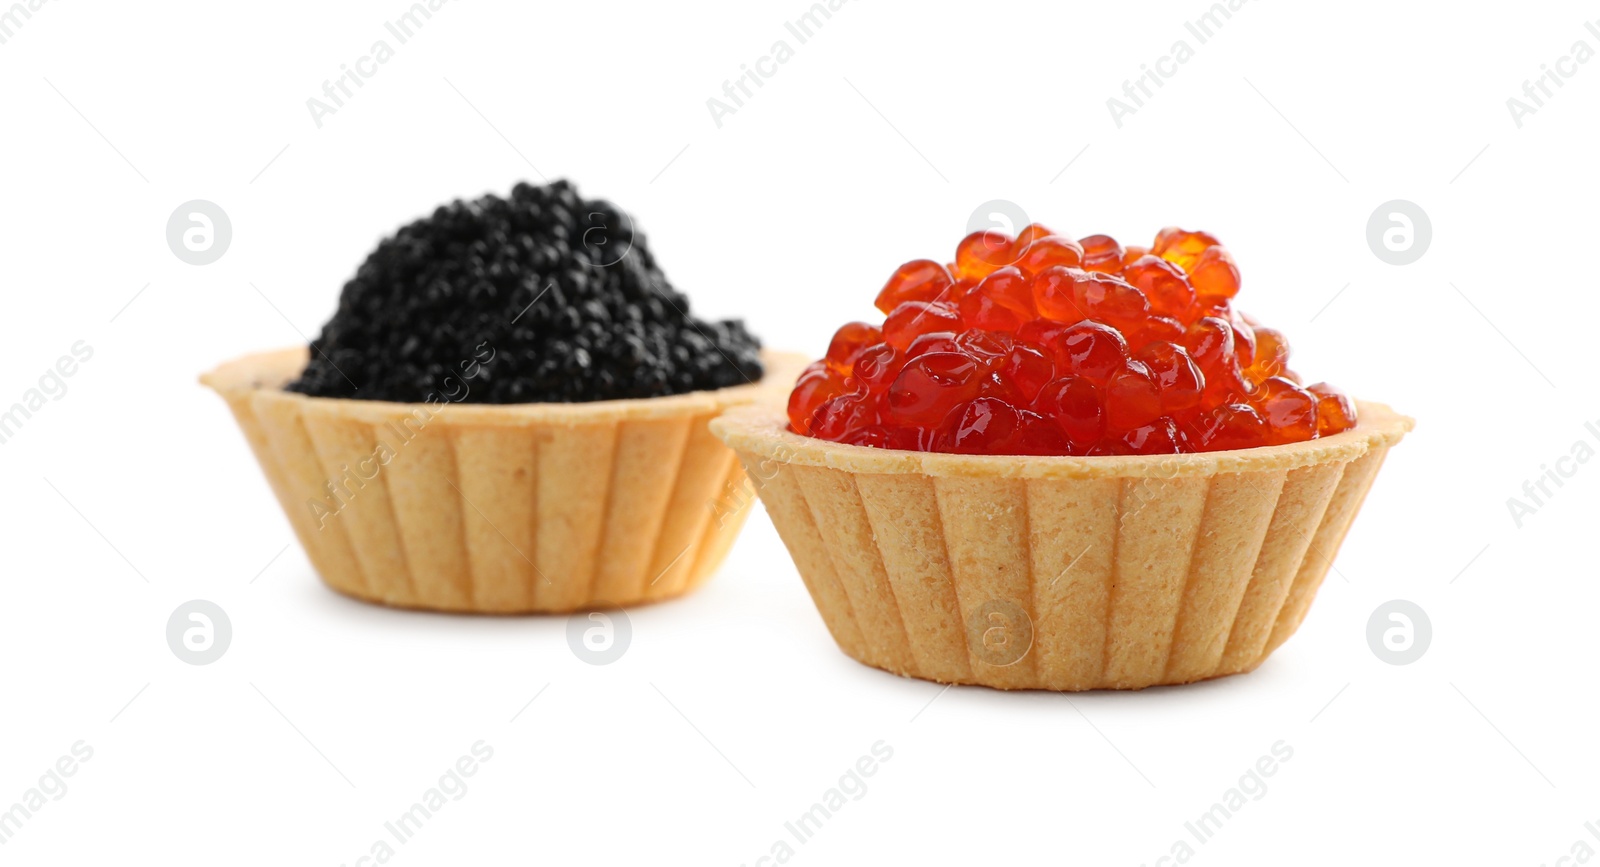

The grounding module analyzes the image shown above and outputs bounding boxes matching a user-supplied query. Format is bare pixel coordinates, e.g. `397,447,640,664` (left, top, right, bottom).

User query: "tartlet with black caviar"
205,181,800,612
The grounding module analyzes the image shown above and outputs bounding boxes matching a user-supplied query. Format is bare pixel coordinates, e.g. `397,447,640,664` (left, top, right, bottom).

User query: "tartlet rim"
711,399,1413,480
201,346,807,426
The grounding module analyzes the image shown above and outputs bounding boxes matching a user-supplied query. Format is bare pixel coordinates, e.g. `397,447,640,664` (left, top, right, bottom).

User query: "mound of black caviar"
288,180,764,404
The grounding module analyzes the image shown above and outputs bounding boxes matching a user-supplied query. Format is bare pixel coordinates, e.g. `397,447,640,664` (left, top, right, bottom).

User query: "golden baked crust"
711,401,1412,479
204,348,804,613
712,400,1413,690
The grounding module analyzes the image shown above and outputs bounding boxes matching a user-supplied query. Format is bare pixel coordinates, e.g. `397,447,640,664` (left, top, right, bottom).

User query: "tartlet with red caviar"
711,224,1411,690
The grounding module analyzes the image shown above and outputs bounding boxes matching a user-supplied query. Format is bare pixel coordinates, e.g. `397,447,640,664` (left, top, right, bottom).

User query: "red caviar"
795,225,1358,455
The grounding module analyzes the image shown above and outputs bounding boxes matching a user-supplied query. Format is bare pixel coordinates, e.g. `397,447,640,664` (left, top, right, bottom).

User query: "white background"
2,0,1597,864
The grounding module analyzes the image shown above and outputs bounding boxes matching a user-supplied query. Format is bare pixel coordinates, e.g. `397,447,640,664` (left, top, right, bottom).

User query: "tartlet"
712,400,1410,690
205,347,802,613
204,181,797,613
713,221,1411,689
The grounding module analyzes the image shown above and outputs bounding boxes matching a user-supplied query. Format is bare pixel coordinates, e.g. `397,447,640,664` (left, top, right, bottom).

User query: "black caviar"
288,180,763,404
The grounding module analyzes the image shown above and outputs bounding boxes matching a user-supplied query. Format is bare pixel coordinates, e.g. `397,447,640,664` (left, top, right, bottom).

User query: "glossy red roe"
1014,236,1085,275
875,260,954,314
1119,416,1189,455
1190,246,1240,304
788,363,846,435
1035,267,1148,333
1246,327,1290,381
887,352,984,426
884,301,962,350
1135,342,1204,413
1183,316,1249,405
1308,381,1358,435
1031,266,1086,322
1034,376,1105,450
791,224,1356,455
1070,270,1148,332
825,322,882,374
1005,344,1055,403
959,266,1033,330
1251,376,1317,445
937,397,1023,454
1196,403,1268,451
954,230,1016,280
1133,315,1186,351
1152,227,1221,271
1123,255,1195,320
1231,318,1258,370
1105,360,1163,430
905,331,960,358
810,393,877,441
1078,234,1125,274
852,343,900,393
954,328,1014,369
1059,321,1129,383
1014,223,1058,248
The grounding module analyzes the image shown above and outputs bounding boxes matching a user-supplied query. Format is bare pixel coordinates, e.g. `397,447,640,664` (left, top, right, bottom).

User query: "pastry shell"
203,347,804,613
711,401,1412,690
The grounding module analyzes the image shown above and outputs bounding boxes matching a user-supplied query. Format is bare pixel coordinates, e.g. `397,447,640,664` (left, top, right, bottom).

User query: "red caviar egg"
1119,416,1189,455
1070,271,1148,333
1105,359,1164,431
905,331,960,358
1014,223,1057,248
811,393,877,441
1251,376,1318,444
884,301,962,350
1014,236,1085,275
1152,227,1221,271
1190,246,1241,304
887,352,985,427
1246,326,1290,382
875,260,954,314
1078,234,1125,274
789,363,847,435
954,230,1016,280
1135,341,1204,413
852,343,900,393
1123,255,1195,321
825,322,882,374
1196,403,1268,451
1005,344,1056,403
1034,375,1105,452
955,328,1014,368
1308,382,1358,435
959,266,1033,331
1059,320,1129,383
